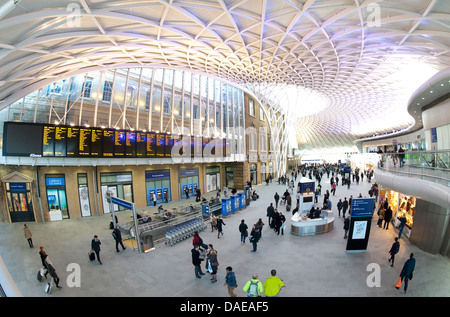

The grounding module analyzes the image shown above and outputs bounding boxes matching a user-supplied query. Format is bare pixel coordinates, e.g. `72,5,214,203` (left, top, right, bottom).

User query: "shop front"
45,174,69,220
180,167,199,199
206,166,220,193
250,163,257,185
100,172,134,213
378,185,416,238
2,171,36,223
145,170,171,205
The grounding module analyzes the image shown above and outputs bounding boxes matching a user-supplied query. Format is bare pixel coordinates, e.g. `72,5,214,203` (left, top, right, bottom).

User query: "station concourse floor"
1,175,449,298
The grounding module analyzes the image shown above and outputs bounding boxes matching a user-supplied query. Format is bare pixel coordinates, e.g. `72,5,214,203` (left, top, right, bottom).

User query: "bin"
140,231,155,253
221,198,231,217
230,195,237,213
237,193,245,209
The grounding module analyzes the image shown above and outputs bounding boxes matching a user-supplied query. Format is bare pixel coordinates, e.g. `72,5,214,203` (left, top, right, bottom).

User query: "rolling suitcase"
45,279,53,294
89,250,95,261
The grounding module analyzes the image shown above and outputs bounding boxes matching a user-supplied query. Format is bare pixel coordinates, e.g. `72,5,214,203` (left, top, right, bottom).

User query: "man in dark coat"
91,235,102,264
383,206,393,230
398,253,416,293
274,192,280,208
191,244,205,278
266,203,275,227
112,225,127,252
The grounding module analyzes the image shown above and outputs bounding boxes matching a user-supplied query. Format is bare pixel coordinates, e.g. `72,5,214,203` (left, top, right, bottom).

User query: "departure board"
79,128,91,156
136,132,146,157
155,133,165,157
3,122,226,161
146,132,156,157
103,129,114,157
54,126,67,156
43,125,55,156
164,134,173,158
114,130,125,157
67,127,79,156
91,129,103,157
125,131,136,157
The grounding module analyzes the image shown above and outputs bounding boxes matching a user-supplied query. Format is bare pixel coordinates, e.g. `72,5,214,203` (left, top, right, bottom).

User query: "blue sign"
111,196,133,210
351,198,374,218
9,183,27,191
46,177,65,186
299,181,315,193
180,168,199,177
431,127,437,143
145,171,170,179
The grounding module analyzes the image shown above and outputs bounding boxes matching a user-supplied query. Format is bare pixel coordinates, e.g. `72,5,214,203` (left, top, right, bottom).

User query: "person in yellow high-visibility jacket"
263,269,285,297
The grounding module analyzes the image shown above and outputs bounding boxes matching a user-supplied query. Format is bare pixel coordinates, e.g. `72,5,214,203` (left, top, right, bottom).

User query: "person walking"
255,218,265,238
342,197,348,218
112,225,127,252
249,225,260,252
397,253,416,293
23,224,33,248
337,199,343,218
239,219,248,244
266,203,275,228
39,246,49,279
243,274,264,297
224,266,237,297
343,215,350,239
216,217,225,238
383,206,393,230
207,246,219,283
279,213,286,235
263,269,285,297
397,213,407,239
91,235,102,264
191,244,205,279
192,231,208,250
388,237,400,267
44,255,62,289
274,192,280,208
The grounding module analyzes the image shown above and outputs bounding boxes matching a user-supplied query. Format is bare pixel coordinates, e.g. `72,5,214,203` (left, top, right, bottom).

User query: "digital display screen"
79,128,91,156
125,131,136,157
164,134,173,158
114,130,125,157
90,129,103,157
54,126,67,157
66,127,79,157
2,122,229,161
2,122,43,156
103,129,114,157
146,132,156,157
136,132,146,157
155,133,165,157
42,125,55,156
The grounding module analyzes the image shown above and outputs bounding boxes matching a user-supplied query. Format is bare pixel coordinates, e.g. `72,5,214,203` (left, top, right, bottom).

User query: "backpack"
248,280,259,297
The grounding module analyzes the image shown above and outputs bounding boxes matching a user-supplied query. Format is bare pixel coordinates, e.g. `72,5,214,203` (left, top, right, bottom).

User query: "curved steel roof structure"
0,0,449,150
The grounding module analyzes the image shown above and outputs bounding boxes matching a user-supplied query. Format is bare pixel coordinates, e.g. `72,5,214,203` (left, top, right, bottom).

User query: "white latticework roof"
0,0,449,149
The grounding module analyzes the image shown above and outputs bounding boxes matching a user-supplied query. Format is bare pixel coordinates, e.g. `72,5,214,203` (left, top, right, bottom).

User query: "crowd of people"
186,163,417,296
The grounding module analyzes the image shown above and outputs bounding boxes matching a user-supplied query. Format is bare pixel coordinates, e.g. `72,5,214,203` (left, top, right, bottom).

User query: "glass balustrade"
377,150,450,186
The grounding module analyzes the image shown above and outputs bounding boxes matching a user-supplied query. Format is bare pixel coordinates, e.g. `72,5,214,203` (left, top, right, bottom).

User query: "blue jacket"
225,271,237,287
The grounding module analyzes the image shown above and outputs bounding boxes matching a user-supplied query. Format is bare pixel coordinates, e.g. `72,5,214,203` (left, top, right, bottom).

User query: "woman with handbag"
207,245,219,283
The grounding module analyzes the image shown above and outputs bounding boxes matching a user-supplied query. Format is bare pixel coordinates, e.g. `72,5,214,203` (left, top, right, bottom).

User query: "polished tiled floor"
1,174,449,297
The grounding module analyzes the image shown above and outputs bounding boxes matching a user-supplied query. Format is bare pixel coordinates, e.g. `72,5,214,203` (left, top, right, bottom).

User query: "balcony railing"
377,150,450,186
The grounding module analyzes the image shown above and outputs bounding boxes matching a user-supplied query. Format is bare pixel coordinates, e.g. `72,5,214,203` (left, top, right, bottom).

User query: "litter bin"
140,231,155,253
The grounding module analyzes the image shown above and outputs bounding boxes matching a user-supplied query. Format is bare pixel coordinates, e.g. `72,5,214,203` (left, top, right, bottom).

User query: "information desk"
290,210,334,236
